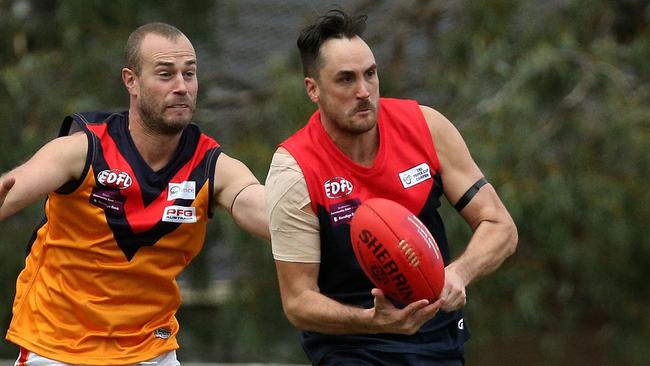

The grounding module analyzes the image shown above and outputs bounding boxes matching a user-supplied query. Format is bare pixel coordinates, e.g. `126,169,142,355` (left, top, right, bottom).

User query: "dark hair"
125,22,186,75
297,9,367,77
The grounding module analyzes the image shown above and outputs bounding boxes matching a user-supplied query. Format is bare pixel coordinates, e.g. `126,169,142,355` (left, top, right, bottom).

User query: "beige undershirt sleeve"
265,152,321,263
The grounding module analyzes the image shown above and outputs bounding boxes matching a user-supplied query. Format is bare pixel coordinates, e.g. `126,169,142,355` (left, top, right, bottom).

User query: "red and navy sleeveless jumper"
281,98,469,362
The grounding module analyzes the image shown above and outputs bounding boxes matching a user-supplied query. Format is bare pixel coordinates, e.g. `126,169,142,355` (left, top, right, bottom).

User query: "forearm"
283,288,375,334
0,175,18,221
0,168,45,221
449,218,518,286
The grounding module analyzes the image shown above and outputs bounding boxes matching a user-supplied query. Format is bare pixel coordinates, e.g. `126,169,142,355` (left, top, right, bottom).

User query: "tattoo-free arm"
275,260,443,335
213,153,270,240
421,105,518,311
0,133,88,221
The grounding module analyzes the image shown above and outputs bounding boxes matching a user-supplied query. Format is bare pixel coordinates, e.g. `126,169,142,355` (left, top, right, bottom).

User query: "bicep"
422,106,510,227
2,133,87,217
266,151,323,301
422,106,484,206
266,151,321,262
212,153,260,211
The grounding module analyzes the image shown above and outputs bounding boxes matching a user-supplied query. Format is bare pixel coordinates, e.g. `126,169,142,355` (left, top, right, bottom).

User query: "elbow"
284,309,303,330
281,296,307,330
505,218,518,258
0,207,13,222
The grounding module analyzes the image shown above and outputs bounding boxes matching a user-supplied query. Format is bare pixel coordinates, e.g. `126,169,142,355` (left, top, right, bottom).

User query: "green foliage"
0,1,648,365
415,1,649,364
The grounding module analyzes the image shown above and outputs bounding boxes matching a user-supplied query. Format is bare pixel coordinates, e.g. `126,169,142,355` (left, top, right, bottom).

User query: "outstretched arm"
0,132,88,221
421,106,518,312
213,153,269,240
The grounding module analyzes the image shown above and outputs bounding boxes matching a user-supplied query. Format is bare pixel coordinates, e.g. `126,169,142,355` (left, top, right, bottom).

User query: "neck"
322,119,379,168
128,110,182,172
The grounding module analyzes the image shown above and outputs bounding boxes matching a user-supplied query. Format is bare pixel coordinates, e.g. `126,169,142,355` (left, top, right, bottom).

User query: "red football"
350,198,445,304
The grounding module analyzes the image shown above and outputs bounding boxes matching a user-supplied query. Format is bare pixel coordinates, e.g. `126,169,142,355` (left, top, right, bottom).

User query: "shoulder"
268,148,305,183
266,148,310,212
418,105,467,151
266,149,305,199
35,131,89,183
419,105,455,133
51,131,89,155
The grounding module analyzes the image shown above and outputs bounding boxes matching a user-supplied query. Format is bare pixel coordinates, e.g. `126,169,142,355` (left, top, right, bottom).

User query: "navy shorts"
319,348,464,366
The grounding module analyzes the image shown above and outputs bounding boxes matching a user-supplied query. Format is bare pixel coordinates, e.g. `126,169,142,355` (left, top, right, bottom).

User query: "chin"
156,118,190,135
352,116,377,133
166,111,193,125
344,122,376,135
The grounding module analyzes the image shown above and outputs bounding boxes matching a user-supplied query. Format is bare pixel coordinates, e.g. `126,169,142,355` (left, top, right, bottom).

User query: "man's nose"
172,73,188,94
356,80,370,99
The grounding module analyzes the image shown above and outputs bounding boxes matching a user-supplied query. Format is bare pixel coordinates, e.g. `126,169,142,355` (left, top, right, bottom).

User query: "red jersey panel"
281,98,467,361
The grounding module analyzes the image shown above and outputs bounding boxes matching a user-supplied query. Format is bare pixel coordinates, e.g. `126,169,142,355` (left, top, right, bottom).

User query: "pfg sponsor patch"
162,205,197,223
324,176,354,199
97,169,133,190
168,181,196,200
398,163,432,189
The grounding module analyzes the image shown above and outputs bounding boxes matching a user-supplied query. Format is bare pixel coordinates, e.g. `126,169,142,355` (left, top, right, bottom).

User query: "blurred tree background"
0,0,648,365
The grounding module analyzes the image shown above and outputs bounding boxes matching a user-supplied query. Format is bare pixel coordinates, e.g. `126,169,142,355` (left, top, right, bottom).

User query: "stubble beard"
138,91,195,136
335,98,378,135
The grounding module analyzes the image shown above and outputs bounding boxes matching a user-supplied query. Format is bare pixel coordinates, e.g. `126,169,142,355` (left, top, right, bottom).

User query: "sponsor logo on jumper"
398,163,432,189
153,328,172,339
168,181,196,200
358,228,414,302
89,187,125,215
162,205,197,223
324,177,354,199
97,169,133,190
329,199,360,227
458,318,464,330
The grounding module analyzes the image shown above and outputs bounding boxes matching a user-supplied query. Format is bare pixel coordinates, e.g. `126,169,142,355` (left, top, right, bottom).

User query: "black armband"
454,178,488,212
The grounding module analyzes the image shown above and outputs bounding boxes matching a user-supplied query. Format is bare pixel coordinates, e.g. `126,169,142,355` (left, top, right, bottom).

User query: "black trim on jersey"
454,177,488,212
104,115,204,206
59,111,123,136
55,113,100,194
63,111,220,260
206,147,220,218
92,141,219,260
418,172,452,264
25,215,47,257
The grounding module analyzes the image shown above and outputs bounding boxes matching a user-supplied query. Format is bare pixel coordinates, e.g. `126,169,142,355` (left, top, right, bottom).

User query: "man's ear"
304,77,319,103
122,68,138,96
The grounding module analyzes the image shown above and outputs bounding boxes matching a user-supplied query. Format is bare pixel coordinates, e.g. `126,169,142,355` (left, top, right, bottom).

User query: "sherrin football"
350,198,445,304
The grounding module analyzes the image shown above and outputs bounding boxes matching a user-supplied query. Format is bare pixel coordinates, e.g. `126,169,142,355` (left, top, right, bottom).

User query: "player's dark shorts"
320,348,464,366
